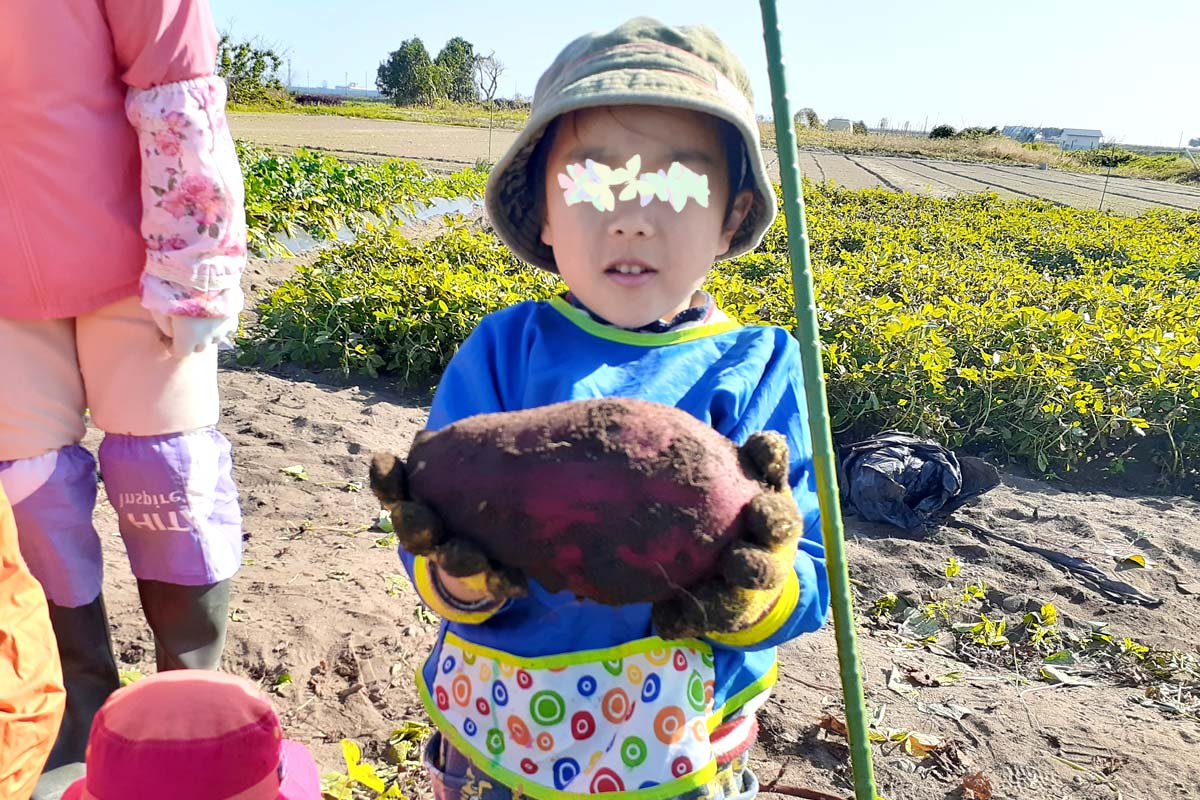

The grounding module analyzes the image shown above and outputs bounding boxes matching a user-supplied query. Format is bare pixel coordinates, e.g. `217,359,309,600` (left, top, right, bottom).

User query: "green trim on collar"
548,296,740,346
443,631,710,669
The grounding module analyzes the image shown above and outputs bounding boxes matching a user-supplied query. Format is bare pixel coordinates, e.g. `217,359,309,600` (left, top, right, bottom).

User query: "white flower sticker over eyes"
558,156,710,213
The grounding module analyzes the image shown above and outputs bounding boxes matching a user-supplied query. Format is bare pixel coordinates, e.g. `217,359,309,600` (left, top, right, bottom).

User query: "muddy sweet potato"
376,397,795,606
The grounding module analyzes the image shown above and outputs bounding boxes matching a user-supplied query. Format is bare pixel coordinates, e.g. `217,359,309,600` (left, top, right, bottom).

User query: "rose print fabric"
125,75,247,316
139,274,243,319
427,634,720,798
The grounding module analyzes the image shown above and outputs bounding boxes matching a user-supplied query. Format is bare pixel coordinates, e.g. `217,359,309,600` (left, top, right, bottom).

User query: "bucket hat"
63,670,320,800
485,16,776,271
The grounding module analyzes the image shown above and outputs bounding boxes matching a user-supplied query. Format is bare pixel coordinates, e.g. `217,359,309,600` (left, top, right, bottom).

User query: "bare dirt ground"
81,214,1200,800
230,112,1200,214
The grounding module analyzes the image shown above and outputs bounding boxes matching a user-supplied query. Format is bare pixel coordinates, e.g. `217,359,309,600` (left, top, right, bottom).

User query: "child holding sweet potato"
388,18,830,800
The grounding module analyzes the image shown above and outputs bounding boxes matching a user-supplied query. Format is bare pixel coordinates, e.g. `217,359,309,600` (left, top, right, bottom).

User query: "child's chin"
607,312,660,329
592,301,672,330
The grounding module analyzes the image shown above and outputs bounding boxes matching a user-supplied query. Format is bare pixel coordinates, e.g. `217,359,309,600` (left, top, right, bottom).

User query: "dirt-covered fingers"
743,492,803,549
369,452,409,506
389,500,444,555
738,431,790,491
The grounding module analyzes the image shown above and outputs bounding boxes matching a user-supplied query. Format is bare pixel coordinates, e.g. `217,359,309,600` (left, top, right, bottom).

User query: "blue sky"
209,0,1198,147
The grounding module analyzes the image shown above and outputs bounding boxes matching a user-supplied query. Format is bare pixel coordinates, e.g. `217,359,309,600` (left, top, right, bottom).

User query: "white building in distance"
1004,126,1103,150
1057,128,1103,150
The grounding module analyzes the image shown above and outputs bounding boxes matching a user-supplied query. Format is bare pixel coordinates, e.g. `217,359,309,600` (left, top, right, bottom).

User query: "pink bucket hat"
63,670,320,800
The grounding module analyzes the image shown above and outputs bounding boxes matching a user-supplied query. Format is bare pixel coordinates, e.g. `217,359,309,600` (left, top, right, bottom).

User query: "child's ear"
540,216,554,248
718,189,755,251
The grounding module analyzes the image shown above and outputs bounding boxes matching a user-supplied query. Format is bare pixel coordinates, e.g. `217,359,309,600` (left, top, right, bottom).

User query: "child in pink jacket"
0,0,246,787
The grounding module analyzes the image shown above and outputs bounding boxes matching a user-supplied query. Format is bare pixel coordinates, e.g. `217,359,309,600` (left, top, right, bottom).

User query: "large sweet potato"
371,397,798,607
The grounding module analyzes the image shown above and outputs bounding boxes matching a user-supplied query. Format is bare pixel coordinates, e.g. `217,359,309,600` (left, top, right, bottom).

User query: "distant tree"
852,120,868,135
377,38,439,105
958,125,999,139
793,107,820,128
217,34,286,105
1190,137,1200,148
434,37,479,103
930,124,957,139
475,52,506,161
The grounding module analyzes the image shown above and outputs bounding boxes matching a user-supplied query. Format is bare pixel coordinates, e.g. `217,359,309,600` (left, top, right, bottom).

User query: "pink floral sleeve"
126,75,247,317
139,274,244,317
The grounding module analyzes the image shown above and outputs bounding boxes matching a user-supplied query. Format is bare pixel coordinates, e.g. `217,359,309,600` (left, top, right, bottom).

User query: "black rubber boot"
136,579,230,671
41,596,120,769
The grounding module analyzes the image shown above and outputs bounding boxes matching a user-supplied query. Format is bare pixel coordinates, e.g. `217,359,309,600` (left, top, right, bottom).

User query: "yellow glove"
369,453,527,602
650,432,804,641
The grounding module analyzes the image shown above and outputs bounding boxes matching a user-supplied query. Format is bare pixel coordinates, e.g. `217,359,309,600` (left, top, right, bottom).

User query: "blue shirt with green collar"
398,296,829,800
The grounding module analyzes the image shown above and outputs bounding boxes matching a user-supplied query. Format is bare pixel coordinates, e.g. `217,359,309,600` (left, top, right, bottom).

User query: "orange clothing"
0,483,66,799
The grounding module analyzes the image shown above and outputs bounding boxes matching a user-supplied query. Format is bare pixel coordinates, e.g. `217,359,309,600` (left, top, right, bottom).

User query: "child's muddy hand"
370,451,529,601
651,484,805,640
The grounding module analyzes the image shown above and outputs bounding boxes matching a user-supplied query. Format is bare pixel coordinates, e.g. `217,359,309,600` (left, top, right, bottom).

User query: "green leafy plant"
959,581,988,603
241,173,1200,479
237,143,488,256
321,723,432,800
240,225,560,380
718,184,1200,478
322,740,388,799
1072,146,1136,168
870,592,898,619
1022,602,1061,649
966,613,1010,647
269,671,293,694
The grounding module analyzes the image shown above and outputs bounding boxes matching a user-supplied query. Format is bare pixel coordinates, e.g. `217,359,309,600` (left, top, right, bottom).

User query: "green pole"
757,4,878,799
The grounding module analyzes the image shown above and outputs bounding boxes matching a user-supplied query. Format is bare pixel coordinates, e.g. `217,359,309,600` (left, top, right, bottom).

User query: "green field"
234,147,1200,482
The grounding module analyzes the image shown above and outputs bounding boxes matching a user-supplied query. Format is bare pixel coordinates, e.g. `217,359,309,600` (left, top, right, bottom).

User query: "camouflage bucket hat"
484,17,777,272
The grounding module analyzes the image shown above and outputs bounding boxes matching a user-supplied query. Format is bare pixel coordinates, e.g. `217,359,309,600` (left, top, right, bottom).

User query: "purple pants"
0,427,242,607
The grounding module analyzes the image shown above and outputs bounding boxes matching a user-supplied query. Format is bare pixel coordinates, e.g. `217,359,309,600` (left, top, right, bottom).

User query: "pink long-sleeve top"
0,0,246,321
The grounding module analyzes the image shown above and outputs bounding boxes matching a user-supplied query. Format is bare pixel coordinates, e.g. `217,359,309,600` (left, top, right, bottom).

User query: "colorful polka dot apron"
422,633,721,799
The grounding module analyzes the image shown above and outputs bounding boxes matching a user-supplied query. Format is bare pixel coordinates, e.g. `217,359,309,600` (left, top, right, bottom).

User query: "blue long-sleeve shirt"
399,297,830,800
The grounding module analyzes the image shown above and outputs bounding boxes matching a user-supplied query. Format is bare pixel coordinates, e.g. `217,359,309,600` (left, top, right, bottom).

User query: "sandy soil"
229,112,1200,214
75,219,1200,800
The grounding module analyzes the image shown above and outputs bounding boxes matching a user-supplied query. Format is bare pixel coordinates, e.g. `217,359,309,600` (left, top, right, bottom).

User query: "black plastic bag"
837,431,1000,532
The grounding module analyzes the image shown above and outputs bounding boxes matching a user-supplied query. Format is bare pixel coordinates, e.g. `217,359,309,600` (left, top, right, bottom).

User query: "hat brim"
60,741,320,800
61,778,85,800
278,739,320,800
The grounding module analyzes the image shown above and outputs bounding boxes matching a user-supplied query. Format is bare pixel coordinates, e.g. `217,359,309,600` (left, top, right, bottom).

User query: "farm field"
84,138,1200,800
88,365,1200,800
792,151,1200,216
229,112,1200,214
